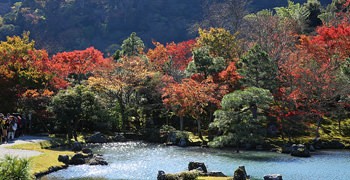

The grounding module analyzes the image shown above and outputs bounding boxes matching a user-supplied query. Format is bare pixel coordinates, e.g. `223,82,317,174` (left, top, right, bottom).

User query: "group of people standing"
0,113,25,144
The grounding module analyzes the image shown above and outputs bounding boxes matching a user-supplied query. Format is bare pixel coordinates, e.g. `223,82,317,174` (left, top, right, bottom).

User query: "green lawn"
7,141,74,176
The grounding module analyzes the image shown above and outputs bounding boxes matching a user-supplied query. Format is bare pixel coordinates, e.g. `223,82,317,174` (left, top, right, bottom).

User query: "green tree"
304,0,323,32
209,87,273,152
238,45,278,93
186,46,226,78
114,32,145,59
275,0,311,33
50,85,101,143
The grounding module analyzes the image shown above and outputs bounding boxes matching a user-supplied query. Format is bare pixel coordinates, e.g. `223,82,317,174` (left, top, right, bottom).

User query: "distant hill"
0,0,332,54
251,0,332,11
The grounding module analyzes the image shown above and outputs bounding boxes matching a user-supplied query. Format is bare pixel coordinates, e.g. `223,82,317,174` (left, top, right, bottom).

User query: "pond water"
44,142,350,180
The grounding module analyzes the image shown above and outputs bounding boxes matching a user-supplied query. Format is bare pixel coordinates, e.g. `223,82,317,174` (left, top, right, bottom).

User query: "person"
15,115,22,137
0,113,4,144
2,115,9,143
21,113,26,136
7,116,16,141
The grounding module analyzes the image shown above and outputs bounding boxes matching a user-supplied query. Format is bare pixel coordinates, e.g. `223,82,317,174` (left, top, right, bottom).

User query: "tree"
196,28,241,63
243,10,298,64
195,0,250,32
147,40,196,80
49,47,110,88
186,46,226,79
114,32,145,59
0,32,53,112
238,45,278,93
276,22,350,138
50,85,101,143
304,0,323,32
209,87,273,152
162,76,219,134
88,56,156,131
275,0,311,33
318,0,350,25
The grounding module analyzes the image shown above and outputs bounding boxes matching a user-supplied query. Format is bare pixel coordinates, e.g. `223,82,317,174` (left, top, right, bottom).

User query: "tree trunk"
315,117,323,139
118,98,127,131
73,119,79,142
180,116,184,131
236,141,240,153
66,120,73,144
197,119,202,139
250,104,258,120
281,118,285,140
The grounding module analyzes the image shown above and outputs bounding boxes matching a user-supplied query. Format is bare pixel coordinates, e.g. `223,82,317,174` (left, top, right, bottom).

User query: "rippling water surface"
45,142,350,180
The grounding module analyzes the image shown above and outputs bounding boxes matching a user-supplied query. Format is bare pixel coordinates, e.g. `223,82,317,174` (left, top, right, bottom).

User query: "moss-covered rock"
290,144,310,157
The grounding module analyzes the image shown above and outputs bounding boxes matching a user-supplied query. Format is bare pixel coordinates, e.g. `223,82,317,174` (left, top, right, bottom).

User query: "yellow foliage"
197,28,241,63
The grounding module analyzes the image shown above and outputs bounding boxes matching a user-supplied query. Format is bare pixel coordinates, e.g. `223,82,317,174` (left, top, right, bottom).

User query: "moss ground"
7,140,74,176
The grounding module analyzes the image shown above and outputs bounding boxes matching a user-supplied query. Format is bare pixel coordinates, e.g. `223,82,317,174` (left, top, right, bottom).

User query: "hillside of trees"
0,0,349,147
0,0,332,54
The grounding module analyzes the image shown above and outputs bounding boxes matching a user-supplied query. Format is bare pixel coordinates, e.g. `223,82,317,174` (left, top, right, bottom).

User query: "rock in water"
188,162,208,173
70,153,86,165
178,137,187,147
264,174,283,180
113,133,127,142
58,155,70,165
71,141,83,152
157,170,166,180
87,155,108,166
234,166,247,180
82,148,93,155
86,132,108,143
291,144,310,157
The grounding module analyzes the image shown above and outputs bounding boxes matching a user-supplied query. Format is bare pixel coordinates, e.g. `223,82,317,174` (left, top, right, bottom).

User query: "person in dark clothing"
2,115,9,144
7,116,17,141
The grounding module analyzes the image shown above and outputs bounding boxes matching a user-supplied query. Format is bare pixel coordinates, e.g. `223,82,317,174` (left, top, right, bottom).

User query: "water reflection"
45,142,350,180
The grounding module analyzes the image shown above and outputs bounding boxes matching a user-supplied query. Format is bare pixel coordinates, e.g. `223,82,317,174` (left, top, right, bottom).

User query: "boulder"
70,153,86,165
167,131,177,144
324,140,345,149
233,166,247,180
86,132,108,143
82,148,93,155
281,143,292,154
157,170,166,180
264,174,283,180
291,144,310,157
113,133,127,142
58,155,70,165
87,155,108,166
71,141,83,152
178,137,187,147
188,162,207,173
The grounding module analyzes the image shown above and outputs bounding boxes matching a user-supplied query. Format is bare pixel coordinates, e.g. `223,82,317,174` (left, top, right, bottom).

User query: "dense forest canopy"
0,0,332,54
0,0,349,147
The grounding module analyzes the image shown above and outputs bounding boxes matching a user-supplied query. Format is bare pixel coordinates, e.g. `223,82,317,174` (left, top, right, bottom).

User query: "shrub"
0,155,32,180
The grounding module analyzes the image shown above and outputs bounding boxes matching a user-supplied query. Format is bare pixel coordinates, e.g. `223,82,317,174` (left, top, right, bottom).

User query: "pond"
44,142,350,180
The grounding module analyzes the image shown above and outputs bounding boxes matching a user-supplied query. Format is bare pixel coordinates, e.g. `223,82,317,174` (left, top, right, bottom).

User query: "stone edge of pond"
34,165,69,179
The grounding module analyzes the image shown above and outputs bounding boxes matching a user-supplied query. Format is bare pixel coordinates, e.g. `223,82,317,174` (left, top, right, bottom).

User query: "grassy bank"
7,140,74,176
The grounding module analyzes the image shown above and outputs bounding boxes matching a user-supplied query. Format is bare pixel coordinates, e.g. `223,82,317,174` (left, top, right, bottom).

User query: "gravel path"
0,135,51,158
